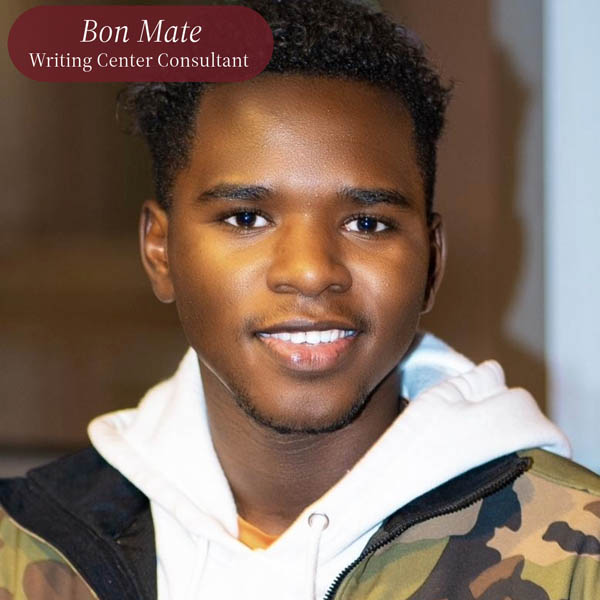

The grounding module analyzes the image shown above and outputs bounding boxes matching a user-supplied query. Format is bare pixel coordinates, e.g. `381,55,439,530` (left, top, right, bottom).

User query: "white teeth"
261,329,355,344
291,332,306,344
279,332,291,341
306,331,320,345
319,330,332,343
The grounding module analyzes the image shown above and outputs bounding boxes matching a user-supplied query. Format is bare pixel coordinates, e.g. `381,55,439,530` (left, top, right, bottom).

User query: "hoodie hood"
88,333,570,600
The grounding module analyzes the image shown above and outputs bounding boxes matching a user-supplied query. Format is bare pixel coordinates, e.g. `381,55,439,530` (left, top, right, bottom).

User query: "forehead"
179,75,424,205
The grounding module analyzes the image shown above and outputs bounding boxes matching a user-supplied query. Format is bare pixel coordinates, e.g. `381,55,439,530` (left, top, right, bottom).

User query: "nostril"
267,259,352,297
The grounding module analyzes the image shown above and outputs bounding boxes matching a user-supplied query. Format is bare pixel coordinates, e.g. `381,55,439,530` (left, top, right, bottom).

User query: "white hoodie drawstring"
305,513,329,600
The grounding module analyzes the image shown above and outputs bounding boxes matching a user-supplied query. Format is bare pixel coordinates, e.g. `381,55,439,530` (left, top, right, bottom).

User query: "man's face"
142,75,443,433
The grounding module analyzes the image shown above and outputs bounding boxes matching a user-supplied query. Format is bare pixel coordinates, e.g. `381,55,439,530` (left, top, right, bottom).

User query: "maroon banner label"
8,5,274,82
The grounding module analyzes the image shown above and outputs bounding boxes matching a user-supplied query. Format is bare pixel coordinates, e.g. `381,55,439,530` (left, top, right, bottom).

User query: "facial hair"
230,377,386,435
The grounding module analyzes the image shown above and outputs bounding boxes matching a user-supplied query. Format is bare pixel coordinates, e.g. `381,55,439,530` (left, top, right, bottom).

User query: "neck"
201,365,401,536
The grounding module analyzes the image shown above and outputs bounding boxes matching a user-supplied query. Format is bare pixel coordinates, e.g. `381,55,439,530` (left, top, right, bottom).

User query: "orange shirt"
237,516,279,550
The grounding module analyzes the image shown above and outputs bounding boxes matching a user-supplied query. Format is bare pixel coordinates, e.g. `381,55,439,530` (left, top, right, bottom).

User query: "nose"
266,218,352,297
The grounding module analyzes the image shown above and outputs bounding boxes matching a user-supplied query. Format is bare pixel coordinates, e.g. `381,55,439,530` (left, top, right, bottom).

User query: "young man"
1,1,599,599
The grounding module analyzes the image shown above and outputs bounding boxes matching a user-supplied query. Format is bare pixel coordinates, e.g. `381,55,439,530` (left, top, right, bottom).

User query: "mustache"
242,303,373,334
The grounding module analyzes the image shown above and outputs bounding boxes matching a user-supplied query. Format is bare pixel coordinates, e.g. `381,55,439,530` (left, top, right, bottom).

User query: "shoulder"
515,448,600,559
0,448,152,600
0,506,96,599
477,449,600,599
336,451,600,599
446,451,600,599
519,448,600,496
0,449,108,599
513,449,600,572
0,447,148,527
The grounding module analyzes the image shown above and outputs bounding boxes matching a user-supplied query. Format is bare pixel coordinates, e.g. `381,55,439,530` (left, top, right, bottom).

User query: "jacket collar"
0,447,155,600
324,452,533,599
0,447,533,600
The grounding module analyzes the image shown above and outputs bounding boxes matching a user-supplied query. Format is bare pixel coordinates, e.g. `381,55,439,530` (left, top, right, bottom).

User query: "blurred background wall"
1,0,597,475
544,0,600,472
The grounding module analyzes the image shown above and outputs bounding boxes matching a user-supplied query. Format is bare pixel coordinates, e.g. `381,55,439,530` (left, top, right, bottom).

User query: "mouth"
255,320,360,372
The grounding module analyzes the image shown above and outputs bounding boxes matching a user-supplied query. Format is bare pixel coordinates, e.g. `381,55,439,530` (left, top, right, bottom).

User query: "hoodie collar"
88,333,570,597
89,333,473,543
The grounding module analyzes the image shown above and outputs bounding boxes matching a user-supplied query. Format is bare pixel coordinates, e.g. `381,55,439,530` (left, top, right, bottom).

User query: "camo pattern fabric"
336,450,600,599
0,450,598,599
0,509,96,600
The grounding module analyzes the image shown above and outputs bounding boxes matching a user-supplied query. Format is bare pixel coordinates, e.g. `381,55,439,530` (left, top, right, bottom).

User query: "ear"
421,212,446,314
139,199,175,303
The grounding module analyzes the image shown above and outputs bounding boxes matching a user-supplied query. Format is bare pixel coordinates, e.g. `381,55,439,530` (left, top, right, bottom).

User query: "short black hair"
121,0,451,219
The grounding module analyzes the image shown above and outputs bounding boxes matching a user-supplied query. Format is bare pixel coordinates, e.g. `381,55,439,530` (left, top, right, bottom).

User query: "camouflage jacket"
0,448,598,599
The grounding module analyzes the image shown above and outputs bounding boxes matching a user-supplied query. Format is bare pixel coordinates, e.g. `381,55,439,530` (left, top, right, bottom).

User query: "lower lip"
256,334,359,372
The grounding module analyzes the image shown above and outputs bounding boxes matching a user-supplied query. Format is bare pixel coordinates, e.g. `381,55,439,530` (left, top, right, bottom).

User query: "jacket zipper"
323,457,531,600
5,513,99,599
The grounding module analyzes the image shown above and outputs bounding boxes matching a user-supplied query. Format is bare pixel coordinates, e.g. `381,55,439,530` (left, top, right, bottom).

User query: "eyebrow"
338,187,413,209
197,184,412,208
198,184,272,202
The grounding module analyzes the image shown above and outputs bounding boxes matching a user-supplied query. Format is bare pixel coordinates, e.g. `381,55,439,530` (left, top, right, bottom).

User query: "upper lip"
256,319,359,334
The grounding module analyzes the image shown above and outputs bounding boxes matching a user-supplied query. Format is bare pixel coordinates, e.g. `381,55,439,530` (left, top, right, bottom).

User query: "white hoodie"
88,333,570,600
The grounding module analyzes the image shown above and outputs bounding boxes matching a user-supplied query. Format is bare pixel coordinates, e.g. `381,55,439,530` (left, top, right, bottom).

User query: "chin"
233,388,372,435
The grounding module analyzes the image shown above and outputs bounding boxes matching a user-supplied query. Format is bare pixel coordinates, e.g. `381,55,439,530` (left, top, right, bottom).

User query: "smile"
257,329,356,345
255,326,360,372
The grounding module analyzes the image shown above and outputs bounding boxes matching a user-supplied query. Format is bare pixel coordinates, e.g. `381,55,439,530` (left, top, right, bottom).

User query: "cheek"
354,246,429,338
168,230,264,345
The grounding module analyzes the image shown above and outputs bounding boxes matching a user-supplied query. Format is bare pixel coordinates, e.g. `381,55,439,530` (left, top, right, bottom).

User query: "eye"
344,215,390,234
223,211,269,229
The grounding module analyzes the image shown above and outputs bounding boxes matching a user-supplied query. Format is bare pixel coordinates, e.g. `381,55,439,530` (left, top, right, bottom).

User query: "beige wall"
1,0,544,450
